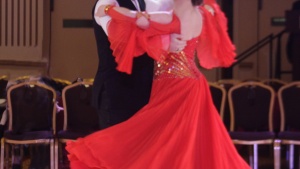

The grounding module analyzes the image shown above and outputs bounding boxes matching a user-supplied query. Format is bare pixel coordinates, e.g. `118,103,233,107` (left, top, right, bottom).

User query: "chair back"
217,79,240,91
278,82,300,132
241,78,261,83
228,82,275,132
62,81,99,132
217,79,240,130
6,81,57,134
262,79,287,132
52,78,71,93
262,79,287,92
208,82,226,119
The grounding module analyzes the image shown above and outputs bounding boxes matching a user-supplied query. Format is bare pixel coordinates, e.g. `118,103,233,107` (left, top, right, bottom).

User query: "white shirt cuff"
94,0,119,35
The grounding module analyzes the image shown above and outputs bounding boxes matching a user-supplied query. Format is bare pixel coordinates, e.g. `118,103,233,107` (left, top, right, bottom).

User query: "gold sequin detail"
154,51,200,80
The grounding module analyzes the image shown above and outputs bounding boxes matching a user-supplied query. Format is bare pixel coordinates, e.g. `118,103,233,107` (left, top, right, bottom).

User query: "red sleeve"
196,4,236,69
106,8,145,74
139,15,181,62
106,8,180,74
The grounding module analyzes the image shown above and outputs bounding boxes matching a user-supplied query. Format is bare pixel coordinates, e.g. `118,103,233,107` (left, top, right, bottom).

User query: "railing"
232,29,288,79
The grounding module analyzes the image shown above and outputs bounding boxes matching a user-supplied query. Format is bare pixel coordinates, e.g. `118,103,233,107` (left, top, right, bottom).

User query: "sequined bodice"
154,37,201,80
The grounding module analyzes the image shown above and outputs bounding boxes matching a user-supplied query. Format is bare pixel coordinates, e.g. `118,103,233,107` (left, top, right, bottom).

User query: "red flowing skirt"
66,74,250,169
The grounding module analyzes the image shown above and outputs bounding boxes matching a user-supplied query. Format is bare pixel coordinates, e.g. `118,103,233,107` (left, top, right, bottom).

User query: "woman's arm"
148,11,173,24
135,11,173,29
95,5,138,18
96,4,173,25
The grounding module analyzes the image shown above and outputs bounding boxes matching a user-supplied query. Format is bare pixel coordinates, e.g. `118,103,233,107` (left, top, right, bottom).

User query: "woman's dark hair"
192,0,203,6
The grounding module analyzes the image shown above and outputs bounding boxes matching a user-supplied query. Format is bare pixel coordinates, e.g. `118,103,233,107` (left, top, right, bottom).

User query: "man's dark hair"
192,0,203,6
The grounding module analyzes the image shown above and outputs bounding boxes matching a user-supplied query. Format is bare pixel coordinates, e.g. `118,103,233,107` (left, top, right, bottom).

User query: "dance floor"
10,144,299,169
238,145,298,169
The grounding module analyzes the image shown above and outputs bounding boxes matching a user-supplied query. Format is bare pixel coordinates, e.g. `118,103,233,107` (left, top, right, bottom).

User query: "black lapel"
137,0,146,11
117,0,137,10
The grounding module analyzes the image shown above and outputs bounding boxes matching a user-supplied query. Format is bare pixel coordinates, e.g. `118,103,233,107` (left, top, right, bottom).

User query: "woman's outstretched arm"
96,4,137,18
96,4,173,25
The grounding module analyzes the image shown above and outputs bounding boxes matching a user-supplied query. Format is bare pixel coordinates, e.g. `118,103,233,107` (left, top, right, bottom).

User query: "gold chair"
262,79,287,92
228,82,276,169
52,78,71,93
217,79,240,88
262,79,288,133
0,81,57,169
241,78,261,82
217,79,240,130
274,82,300,169
55,81,99,169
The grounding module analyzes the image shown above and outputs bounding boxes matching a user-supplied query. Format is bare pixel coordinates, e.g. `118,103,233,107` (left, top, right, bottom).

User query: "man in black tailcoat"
91,0,185,129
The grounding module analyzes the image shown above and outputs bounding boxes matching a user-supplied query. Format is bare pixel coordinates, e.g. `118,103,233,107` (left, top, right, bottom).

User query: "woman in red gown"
66,0,251,168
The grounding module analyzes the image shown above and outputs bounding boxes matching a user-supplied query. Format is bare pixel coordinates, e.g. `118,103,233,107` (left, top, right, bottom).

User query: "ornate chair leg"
0,138,4,169
5,144,10,169
50,139,55,169
55,139,59,169
253,144,258,169
274,139,281,169
289,144,294,169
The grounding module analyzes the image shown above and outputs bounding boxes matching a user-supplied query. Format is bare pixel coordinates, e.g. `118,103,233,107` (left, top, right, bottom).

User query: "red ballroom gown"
66,3,251,169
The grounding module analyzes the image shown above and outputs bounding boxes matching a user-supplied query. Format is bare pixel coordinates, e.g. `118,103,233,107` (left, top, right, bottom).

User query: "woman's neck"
173,0,202,41
174,1,194,17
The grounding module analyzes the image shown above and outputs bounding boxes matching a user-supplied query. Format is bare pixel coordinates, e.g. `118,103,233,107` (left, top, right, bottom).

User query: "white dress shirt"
94,0,119,35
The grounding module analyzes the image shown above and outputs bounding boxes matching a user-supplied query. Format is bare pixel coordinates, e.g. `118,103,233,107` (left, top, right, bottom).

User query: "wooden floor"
238,145,300,169
9,145,300,169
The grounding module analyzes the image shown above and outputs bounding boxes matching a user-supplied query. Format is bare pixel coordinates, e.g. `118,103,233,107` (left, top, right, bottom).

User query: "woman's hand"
136,13,150,29
168,34,187,53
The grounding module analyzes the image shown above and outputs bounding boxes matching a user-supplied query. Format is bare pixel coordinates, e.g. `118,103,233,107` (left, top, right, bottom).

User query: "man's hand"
168,34,187,53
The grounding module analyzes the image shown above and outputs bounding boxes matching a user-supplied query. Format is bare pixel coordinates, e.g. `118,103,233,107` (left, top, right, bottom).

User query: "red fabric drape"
196,3,236,69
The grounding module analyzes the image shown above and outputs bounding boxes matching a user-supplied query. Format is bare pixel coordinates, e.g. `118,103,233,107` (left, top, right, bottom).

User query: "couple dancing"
66,0,251,168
